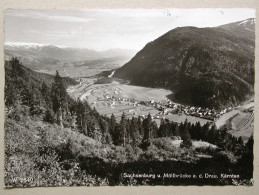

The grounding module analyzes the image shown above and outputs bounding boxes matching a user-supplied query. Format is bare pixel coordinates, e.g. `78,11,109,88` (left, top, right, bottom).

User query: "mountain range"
5,43,136,77
114,18,255,109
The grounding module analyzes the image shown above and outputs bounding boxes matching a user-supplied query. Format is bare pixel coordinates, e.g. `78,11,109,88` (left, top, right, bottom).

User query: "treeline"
5,58,108,142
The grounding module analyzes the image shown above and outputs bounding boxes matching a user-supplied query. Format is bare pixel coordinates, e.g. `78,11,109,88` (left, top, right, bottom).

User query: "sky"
4,9,256,51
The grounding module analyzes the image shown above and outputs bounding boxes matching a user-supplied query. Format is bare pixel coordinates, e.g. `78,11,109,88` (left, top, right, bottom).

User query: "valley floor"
67,78,211,126
67,76,254,140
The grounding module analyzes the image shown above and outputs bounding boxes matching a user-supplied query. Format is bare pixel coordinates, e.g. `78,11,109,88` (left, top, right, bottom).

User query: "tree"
201,122,210,141
208,124,217,144
109,114,117,144
137,116,144,138
169,122,176,137
70,113,77,131
75,99,85,130
43,109,54,124
51,71,67,128
120,112,127,147
41,82,51,107
142,114,154,147
99,119,112,144
130,117,141,146
29,93,41,115
158,118,170,137
126,118,131,144
158,119,166,137
191,121,202,140
10,57,24,78
180,124,192,148
4,79,17,107
113,123,123,145
20,85,32,106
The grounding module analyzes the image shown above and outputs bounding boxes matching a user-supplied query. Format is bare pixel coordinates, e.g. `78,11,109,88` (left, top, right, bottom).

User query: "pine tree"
142,114,153,146
194,121,202,140
51,71,67,128
181,126,192,148
43,109,54,124
208,124,217,144
70,113,77,131
126,118,131,144
10,57,23,78
169,122,176,137
158,118,169,137
120,112,127,147
41,82,51,107
4,79,17,107
75,98,85,130
238,135,253,179
201,122,210,141
137,116,144,138
151,121,158,138
130,117,141,146
109,114,117,143
113,123,123,145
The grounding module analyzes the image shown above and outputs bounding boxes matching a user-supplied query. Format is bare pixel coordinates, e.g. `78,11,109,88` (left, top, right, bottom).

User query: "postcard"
4,8,255,187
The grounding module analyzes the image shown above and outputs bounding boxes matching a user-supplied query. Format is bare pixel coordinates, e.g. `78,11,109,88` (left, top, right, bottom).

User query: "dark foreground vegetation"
4,58,253,187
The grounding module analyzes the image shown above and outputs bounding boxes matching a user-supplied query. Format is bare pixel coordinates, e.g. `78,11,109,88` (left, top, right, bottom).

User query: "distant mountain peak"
4,42,68,49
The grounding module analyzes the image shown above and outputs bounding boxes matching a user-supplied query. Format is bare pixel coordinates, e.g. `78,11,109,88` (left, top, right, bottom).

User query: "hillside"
4,58,254,187
5,58,77,88
114,18,255,109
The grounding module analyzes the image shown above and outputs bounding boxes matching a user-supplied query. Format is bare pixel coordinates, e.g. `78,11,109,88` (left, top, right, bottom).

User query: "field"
68,77,254,139
85,82,171,121
228,111,254,141
165,114,210,126
171,140,217,149
215,110,241,129
215,98,254,140
68,79,211,125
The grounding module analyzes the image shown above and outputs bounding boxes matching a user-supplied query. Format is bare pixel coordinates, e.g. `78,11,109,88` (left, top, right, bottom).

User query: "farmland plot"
228,111,254,141
68,80,212,125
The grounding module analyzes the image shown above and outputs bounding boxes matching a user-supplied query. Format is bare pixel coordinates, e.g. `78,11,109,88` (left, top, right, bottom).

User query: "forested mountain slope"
4,58,253,187
114,18,255,109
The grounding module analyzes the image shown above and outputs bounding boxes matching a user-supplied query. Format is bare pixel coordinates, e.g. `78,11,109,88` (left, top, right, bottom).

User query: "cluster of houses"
147,100,232,121
103,88,140,108
99,87,233,121
106,97,139,109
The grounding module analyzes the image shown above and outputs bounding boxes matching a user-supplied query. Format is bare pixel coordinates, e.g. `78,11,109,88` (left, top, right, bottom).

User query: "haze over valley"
5,43,136,77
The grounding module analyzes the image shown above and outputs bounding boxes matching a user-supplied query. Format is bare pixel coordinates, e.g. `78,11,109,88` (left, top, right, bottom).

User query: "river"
108,70,115,78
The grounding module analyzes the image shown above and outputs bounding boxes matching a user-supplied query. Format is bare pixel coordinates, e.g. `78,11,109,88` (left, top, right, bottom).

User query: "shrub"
43,109,54,124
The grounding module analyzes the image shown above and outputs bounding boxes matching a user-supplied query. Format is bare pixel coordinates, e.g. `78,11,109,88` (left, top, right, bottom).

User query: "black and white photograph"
4,8,255,187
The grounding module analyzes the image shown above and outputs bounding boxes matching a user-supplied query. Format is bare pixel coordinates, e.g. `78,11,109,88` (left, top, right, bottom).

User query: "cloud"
44,15,94,23
5,9,94,23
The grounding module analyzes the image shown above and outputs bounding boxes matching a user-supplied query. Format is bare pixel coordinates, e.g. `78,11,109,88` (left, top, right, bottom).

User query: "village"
102,90,233,121
68,77,234,126
82,82,233,124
